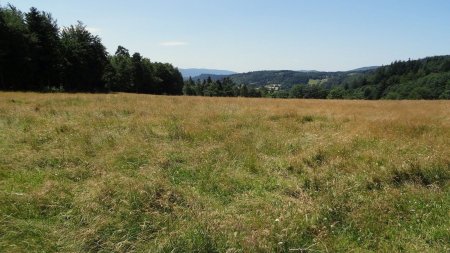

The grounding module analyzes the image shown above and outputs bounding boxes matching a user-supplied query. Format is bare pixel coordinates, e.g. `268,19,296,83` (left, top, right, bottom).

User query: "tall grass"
0,92,449,252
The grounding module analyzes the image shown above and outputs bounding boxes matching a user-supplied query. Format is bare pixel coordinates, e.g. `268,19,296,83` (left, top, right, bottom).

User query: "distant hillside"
349,66,380,72
183,57,450,100
184,57,450,100
228,70,331,89
191,74,230,81
324,56,450,99
180,68,237,78
226,68,375,89
187,67,380,88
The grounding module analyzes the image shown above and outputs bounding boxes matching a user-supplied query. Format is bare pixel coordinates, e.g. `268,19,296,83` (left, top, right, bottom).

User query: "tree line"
0,4,183,94
324,56,450,99
188,56,450,100
182,76,333,99
182,77,263,97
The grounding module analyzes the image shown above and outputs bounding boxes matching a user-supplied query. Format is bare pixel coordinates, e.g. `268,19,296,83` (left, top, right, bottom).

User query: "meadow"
0,92,449,252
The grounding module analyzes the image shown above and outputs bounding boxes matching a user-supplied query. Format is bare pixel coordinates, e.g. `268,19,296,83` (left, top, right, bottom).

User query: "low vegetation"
1,92,449,252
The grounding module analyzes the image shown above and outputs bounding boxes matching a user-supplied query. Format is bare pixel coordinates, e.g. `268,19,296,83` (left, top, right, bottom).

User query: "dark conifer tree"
25,7,61,90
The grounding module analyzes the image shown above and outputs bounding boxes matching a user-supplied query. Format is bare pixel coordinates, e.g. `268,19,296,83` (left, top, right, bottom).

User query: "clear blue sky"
7,0,450,72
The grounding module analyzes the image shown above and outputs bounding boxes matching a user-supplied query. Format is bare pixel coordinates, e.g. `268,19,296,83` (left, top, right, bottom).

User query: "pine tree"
26,7,61,90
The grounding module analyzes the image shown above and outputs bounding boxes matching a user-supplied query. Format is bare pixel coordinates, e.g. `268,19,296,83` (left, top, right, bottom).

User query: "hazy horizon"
8,0,450,72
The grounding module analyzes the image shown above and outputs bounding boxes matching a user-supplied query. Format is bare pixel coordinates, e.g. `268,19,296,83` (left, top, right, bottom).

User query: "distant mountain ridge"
187,67,380,88
228,70,333,89
180,68,237,78
191,74,230,81
349,66,380,72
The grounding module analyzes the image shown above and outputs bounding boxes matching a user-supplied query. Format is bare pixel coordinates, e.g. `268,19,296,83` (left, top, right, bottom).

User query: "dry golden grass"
0,92,449,252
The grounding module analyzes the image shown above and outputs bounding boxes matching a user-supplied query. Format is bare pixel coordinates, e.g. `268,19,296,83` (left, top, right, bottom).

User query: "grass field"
0,92,449,252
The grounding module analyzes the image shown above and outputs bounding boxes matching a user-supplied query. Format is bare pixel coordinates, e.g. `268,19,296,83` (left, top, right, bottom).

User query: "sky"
6,0,450,72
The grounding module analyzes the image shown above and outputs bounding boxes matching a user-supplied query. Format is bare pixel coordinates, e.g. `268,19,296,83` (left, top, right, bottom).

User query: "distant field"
307,79,327,85
0,92,449,252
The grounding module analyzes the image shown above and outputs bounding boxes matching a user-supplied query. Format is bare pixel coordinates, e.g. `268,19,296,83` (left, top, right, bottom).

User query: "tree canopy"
324,56,450,99
0,4,183,94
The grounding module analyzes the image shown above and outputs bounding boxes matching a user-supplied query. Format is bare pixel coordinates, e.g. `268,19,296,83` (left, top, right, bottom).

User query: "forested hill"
228,70,333,89
220,68,376,90
180,68,236,78
325,56,450,99
0,4,184,94
186,57,450,100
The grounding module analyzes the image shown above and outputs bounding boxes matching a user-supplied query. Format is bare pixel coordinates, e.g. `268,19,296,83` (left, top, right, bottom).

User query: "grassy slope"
0,92,449,252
